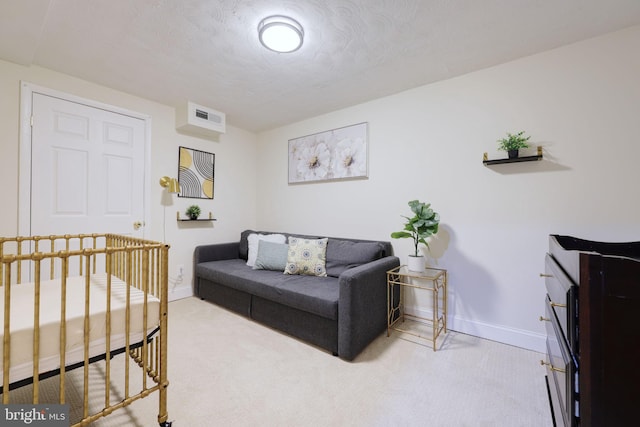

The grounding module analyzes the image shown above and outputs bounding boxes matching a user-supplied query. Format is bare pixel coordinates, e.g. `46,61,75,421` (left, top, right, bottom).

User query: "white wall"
2,26,638,352
0,60,258,299
255,26,640,351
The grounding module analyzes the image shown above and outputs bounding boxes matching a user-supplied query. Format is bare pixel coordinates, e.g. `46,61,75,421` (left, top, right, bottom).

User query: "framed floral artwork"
178,146,215,199
288,122,368,184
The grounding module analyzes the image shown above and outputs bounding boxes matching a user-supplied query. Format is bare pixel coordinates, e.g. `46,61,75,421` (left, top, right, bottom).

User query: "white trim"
404,305,546,353
18,83,33,237
19,82,152,238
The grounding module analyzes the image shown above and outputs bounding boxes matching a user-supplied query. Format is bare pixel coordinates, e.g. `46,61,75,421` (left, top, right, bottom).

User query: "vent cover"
176,102,225,139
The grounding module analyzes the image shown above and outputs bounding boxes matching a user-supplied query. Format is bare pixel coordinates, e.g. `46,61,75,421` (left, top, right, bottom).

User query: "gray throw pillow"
253,240,289,271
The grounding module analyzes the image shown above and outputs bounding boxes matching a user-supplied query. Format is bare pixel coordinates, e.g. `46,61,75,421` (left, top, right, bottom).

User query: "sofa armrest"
193,242,240,296
193,242,239,264
337,255,400,361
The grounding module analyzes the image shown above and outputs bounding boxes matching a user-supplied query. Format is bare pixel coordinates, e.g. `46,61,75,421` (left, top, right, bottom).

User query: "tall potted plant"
497,131,530,159
391,200,440,272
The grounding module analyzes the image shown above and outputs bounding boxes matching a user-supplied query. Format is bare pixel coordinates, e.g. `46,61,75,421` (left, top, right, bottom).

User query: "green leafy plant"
390,200,440,257
185,205,201,219
497,131,531,151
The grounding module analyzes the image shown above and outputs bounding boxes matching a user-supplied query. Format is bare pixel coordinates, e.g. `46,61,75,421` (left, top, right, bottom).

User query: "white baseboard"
169,284,193,301
404,305,546,353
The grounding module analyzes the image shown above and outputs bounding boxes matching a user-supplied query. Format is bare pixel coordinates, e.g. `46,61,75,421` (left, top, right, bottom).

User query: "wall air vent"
176,102,226,140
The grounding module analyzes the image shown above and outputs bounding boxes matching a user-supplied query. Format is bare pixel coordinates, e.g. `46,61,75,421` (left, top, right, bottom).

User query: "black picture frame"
178,146,215,199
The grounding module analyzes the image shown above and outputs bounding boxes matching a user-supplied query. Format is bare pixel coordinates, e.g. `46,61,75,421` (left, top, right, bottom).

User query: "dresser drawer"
544,254,578,355
545,298,577,427
545,339,567,427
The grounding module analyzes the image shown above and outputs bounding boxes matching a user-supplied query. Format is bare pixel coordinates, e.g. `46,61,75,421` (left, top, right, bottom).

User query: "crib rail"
0,233,170,427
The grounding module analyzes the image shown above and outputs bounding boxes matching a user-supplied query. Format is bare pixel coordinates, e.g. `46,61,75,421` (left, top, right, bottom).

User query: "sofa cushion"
196,259,339,320
325,239,385,277
239,229,394,260
246,233,286,267
239,229,255,260
253,240,288,271
284,237,328,277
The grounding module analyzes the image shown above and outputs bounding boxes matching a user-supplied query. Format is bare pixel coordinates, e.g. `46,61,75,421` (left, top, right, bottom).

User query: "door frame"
18,81,152,238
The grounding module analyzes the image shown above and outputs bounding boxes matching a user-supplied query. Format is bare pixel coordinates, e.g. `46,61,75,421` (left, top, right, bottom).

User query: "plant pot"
407,255,425,273
507,149,519,159
189,214,199,220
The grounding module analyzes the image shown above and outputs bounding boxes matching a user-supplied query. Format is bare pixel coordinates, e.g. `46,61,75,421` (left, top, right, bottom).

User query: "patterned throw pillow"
284,237,328,277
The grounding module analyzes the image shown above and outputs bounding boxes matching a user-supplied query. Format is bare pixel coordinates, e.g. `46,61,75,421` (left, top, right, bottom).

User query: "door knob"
133,221,144,230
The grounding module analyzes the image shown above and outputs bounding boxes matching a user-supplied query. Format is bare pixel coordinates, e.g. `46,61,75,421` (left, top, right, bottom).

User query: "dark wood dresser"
542,235,640,426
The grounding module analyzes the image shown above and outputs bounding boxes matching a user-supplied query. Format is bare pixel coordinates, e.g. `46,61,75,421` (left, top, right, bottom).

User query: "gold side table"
387,265,447,351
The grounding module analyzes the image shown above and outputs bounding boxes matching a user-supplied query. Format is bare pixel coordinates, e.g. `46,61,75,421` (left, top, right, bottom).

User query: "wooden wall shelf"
176,211,216,221
483,146,543,165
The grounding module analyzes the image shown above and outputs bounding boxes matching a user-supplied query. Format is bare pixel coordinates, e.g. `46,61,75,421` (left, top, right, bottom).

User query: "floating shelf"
483,146,543,165
176,211,216,221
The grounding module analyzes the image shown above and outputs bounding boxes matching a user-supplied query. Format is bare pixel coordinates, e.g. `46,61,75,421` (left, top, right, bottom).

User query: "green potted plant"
497,131,530,159
185,205,201,220
391,200,440,272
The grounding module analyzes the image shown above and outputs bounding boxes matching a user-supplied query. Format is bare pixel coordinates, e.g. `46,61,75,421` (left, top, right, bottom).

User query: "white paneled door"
30,93,146,239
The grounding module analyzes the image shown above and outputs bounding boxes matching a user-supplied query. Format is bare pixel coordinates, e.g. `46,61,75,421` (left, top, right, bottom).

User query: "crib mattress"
0,273,160,385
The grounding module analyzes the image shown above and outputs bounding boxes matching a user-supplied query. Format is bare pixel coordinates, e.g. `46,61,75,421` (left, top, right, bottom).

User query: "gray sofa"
193,230,400,361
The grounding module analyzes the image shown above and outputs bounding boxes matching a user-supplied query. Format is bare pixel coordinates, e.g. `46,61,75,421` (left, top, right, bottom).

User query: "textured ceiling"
1,0,640,132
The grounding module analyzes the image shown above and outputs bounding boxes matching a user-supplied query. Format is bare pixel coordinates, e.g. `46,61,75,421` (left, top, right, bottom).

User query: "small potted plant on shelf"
391,200,440,273
497,131,531,159
185,205,201,220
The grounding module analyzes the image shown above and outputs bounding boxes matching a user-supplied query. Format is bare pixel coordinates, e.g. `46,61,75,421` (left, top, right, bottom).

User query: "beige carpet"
4,297,552,426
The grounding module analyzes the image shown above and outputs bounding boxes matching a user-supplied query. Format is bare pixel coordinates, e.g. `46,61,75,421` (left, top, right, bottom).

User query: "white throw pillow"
246,233,286,267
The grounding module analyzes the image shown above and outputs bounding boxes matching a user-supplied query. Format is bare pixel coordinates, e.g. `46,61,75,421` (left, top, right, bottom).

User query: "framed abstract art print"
178,146,215,199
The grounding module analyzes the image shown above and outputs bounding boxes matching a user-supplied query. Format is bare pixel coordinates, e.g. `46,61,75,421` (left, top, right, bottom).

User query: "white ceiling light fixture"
258,15,304,53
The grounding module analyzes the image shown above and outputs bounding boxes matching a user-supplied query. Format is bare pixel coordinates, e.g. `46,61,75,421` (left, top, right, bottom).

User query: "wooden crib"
0,233,171,427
